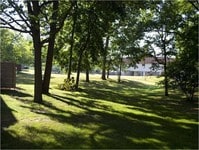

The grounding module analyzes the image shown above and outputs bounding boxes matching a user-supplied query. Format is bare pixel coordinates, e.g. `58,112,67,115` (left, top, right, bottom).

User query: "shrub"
58,77,76,91
167,59,198,101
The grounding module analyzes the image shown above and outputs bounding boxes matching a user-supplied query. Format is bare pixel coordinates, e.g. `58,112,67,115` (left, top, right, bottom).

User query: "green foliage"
166,6,198,101
0,29,15,62
1,0,198,101
58,77,76,91
167,59,198,101
0,29,33,65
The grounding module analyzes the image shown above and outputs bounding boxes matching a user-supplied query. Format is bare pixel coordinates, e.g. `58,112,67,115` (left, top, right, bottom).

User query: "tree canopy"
0,29,33,65
0,0,198,102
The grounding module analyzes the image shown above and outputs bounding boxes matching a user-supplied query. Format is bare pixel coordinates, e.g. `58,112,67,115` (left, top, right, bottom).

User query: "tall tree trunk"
101,36,110,80
75,9,91,89
67,39,73,80
75,35,90,89
76,50,83,89
27,1,43,103
107,68,109,79
85,52,90,82
107,60,111,79
163,42,168,96
42,1,58,94
42,34,56,94
164,64,168,96
118,57,122,83
86,68,89,82
33,34,43,103
67,11,77,79
101,55,106,80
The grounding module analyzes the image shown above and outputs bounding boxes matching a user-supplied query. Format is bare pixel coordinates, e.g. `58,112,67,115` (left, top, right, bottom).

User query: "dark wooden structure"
0,62,16,88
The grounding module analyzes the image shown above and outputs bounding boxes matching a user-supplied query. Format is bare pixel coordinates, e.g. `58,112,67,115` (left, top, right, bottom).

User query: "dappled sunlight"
1,72,198,149
172,118,198,125
4,124,92,149
127,137,169,149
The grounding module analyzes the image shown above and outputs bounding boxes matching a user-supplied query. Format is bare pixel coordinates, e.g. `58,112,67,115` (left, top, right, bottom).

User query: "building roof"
123,57,174,65
138,57,174,64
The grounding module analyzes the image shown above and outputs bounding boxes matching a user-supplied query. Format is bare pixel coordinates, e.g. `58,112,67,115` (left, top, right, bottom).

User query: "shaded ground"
1,72,198,149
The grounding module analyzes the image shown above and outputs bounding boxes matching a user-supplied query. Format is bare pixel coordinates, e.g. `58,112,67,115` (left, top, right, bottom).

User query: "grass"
1,70,198,149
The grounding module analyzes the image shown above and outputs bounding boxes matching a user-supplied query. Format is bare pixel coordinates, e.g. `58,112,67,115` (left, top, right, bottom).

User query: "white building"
122,57,173,76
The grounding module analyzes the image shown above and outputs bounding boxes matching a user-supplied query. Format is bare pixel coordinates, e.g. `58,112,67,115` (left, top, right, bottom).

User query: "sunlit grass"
1,70,198,149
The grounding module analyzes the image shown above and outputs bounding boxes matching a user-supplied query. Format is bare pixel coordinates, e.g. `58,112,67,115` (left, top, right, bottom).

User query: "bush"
167,59,198,101
58,77,76,91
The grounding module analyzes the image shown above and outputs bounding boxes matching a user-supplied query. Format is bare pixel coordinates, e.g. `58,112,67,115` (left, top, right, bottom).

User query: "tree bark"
101,54,106,80
163,41,169,96
101,36,110,80
27,1,43,103
67,11,77,79
161,23,169,97
118,57,122,83
33,36,43,103
106,59,111,79
42,1,58,94
75,50,83,89
86,68,89,82
107,68,109,79
75,35,90,89
42,34,56,94
75,7,91,89
85,52,90,82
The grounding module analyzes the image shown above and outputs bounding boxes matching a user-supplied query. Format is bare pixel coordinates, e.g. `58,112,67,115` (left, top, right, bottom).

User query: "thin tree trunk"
42,34,56,94
75,36,90,89
76,50,83,89
101,55,106,80
86,68,89,82
118,57,122,83
163,42,168,96
107,68,109,79
67,11,77,79
189,85,196,101
42,1,58,94
164,64,168,96
107,60,111,79
67,39,73,80
75,9,91,89
101,36,110,80
85,51,90,82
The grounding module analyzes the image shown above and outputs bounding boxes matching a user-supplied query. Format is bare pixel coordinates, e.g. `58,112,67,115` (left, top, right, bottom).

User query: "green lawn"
1,70,198,149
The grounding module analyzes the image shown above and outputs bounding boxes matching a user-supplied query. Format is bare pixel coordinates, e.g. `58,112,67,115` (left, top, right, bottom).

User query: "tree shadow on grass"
23,101,163,148
16,72,34,85
1,129,41,149
80,79,155,91
50,94,96,111
1,96,26,149
20,100,69,115
1,89,33,106
1,89,32,97
78,80,198,120
1,96,18,128
28,91,197,149
23,126,89,149
30,94,198,149
1,90,33,149
76,79,163,107
1,77,198,149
